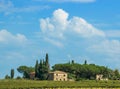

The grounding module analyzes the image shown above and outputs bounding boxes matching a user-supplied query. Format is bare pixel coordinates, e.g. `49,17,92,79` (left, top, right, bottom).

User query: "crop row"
0,80,120,89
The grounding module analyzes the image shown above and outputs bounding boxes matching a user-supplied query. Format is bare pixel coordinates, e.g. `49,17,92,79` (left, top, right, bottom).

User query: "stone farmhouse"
48,71,68,81
29,70,68,81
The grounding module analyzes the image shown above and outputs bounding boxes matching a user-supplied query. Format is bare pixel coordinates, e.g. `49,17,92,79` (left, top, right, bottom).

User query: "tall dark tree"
11,69,14,79
45,53,50,72
71,60,74,64
35,60,39,78
84,60,87,65
38,60,42,79
37,59,49,80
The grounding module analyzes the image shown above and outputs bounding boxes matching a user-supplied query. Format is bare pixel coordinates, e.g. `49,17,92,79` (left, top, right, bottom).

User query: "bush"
5,75,11,79
16,76,22,79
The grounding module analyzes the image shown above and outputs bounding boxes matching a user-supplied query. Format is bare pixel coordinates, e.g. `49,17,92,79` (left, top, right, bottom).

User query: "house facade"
96,74,108,81
29,72,35,79
96,74,103,80
48,71,68,81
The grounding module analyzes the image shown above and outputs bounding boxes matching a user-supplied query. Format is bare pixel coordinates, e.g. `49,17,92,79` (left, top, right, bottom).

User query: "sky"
0,0,120,79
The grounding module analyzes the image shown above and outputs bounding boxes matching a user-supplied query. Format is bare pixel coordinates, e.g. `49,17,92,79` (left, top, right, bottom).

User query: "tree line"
52,60,120,80
5,69,14,79
5,53,120,80
17,53,50,80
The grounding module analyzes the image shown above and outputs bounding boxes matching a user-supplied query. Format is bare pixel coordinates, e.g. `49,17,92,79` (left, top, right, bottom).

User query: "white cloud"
35,0,96,3
0,29,27,45
88,39,120,62
88,40,120,54
39,9,120,67
40,9,69,40
104,30,120,38
68,16,105,38
0,0,50,15
0,0,13,15
40,9,105,46
13,6,50,13
44,37,63,47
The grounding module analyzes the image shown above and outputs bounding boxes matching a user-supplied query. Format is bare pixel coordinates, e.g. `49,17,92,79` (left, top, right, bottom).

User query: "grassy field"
0,79,120,89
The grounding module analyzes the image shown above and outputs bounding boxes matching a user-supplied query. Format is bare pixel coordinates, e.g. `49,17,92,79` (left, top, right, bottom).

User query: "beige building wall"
48,71,68,81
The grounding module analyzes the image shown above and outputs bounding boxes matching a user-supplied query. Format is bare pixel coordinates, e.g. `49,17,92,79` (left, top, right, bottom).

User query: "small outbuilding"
96,74,103,80
29,72,35,79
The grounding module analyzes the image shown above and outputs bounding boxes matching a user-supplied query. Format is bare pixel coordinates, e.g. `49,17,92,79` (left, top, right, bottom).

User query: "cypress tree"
84,60,87,65
37,54,50,80
35,60,39,78
45,53,50,72
38,59,43,79
11,69,14,79
71,60,74,64
43,59,46,65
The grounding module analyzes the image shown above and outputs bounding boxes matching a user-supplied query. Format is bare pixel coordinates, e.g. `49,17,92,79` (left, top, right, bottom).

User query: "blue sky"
0,0,120,78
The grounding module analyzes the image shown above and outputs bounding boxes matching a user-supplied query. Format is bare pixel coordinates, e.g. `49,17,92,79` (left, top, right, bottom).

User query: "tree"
17,66,34,78
35,60,39,78
38,59,48,80
114,69,120,79
52,62,112,80
11,69,14,79
71,60,74,64
84,60,87,65
45,53,50,72
5,75,10,79
16,76,22,80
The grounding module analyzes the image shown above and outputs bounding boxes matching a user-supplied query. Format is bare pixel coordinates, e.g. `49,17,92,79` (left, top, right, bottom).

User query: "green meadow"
0,80,120,89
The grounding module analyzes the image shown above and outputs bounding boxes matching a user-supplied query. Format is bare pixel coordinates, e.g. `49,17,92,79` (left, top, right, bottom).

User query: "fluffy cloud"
68,17,105,38
0,29,27,45
39,9,120,67
40,9,69,40
40,9,105,47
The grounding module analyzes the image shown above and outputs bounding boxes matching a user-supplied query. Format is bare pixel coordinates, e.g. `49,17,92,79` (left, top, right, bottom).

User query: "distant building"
29,72,35,79
96,74,108,81
48,71,68,81
96,74,103,80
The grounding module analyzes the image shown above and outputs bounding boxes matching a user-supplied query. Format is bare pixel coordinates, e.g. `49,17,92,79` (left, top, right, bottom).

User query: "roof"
49,71,67,74
29,72,35,75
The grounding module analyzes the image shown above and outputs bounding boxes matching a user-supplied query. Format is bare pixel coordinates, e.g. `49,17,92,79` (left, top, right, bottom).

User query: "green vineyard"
0,80,120,89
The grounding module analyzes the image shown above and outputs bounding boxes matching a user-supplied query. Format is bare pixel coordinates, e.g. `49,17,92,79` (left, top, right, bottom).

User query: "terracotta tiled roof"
49,71,67,74
29,72,35,75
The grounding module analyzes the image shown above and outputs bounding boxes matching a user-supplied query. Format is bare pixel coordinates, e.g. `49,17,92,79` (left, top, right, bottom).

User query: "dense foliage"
52,61,120,80
17,66,34,78
17,53,50,80
35,53,50,80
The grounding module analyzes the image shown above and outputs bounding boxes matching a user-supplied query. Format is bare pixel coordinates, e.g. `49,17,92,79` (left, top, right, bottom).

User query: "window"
56,74,58,76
